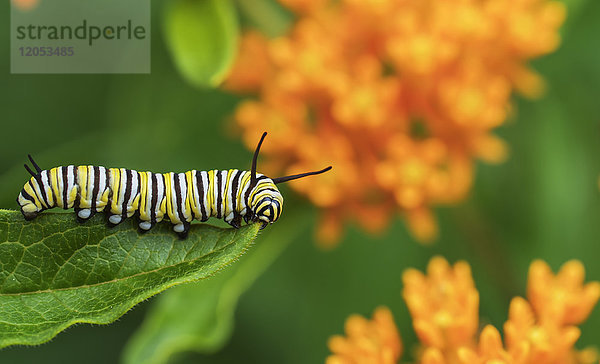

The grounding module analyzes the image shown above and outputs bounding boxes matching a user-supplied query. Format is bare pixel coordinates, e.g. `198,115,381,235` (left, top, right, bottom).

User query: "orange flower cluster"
326,257,600,364
225,0,566,245
326,307,402,364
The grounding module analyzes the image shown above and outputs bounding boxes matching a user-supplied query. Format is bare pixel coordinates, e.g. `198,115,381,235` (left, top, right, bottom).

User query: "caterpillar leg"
138,221,154,233
20,210,38,221
17,197,40,221
108,214,123,225
226,213,242,229
242,211,267,229
173,222,190,239
75,208,95,222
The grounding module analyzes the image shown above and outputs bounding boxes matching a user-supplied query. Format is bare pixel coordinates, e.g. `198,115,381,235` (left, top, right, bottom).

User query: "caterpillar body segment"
17,133,331,238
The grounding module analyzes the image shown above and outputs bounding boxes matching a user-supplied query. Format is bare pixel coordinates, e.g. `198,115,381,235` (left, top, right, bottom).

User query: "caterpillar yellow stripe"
17,133,331,237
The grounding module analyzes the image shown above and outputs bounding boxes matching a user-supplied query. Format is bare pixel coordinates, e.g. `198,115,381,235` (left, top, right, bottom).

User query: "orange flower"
503,297,581,364
225,0,566,245
326,257,599,364
527,260,600,326
456,325,518,364
326,307,402,364
402,257,479,352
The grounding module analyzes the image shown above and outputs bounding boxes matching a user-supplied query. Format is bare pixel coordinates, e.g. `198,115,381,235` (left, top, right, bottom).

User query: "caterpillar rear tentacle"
17,133,332,238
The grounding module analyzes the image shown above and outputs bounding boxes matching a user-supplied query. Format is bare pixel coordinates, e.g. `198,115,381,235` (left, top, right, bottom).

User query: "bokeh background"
1,0,599,363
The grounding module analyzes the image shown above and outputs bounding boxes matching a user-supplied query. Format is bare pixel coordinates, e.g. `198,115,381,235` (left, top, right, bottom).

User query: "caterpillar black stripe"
17,133,331,238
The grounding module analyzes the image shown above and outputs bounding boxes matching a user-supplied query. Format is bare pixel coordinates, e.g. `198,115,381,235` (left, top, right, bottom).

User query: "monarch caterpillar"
17,132,331,238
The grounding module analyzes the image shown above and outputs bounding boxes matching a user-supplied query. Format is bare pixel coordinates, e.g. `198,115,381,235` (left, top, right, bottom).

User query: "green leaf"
121,210,310,364
163,0,239,87
0,209,260,349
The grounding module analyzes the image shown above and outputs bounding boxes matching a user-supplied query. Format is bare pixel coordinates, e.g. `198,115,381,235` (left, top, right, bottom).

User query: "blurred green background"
1,0,599,363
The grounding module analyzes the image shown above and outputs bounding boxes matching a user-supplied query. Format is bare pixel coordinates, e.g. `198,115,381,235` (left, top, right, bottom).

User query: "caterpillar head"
247,132,331,229
247,177,284,228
